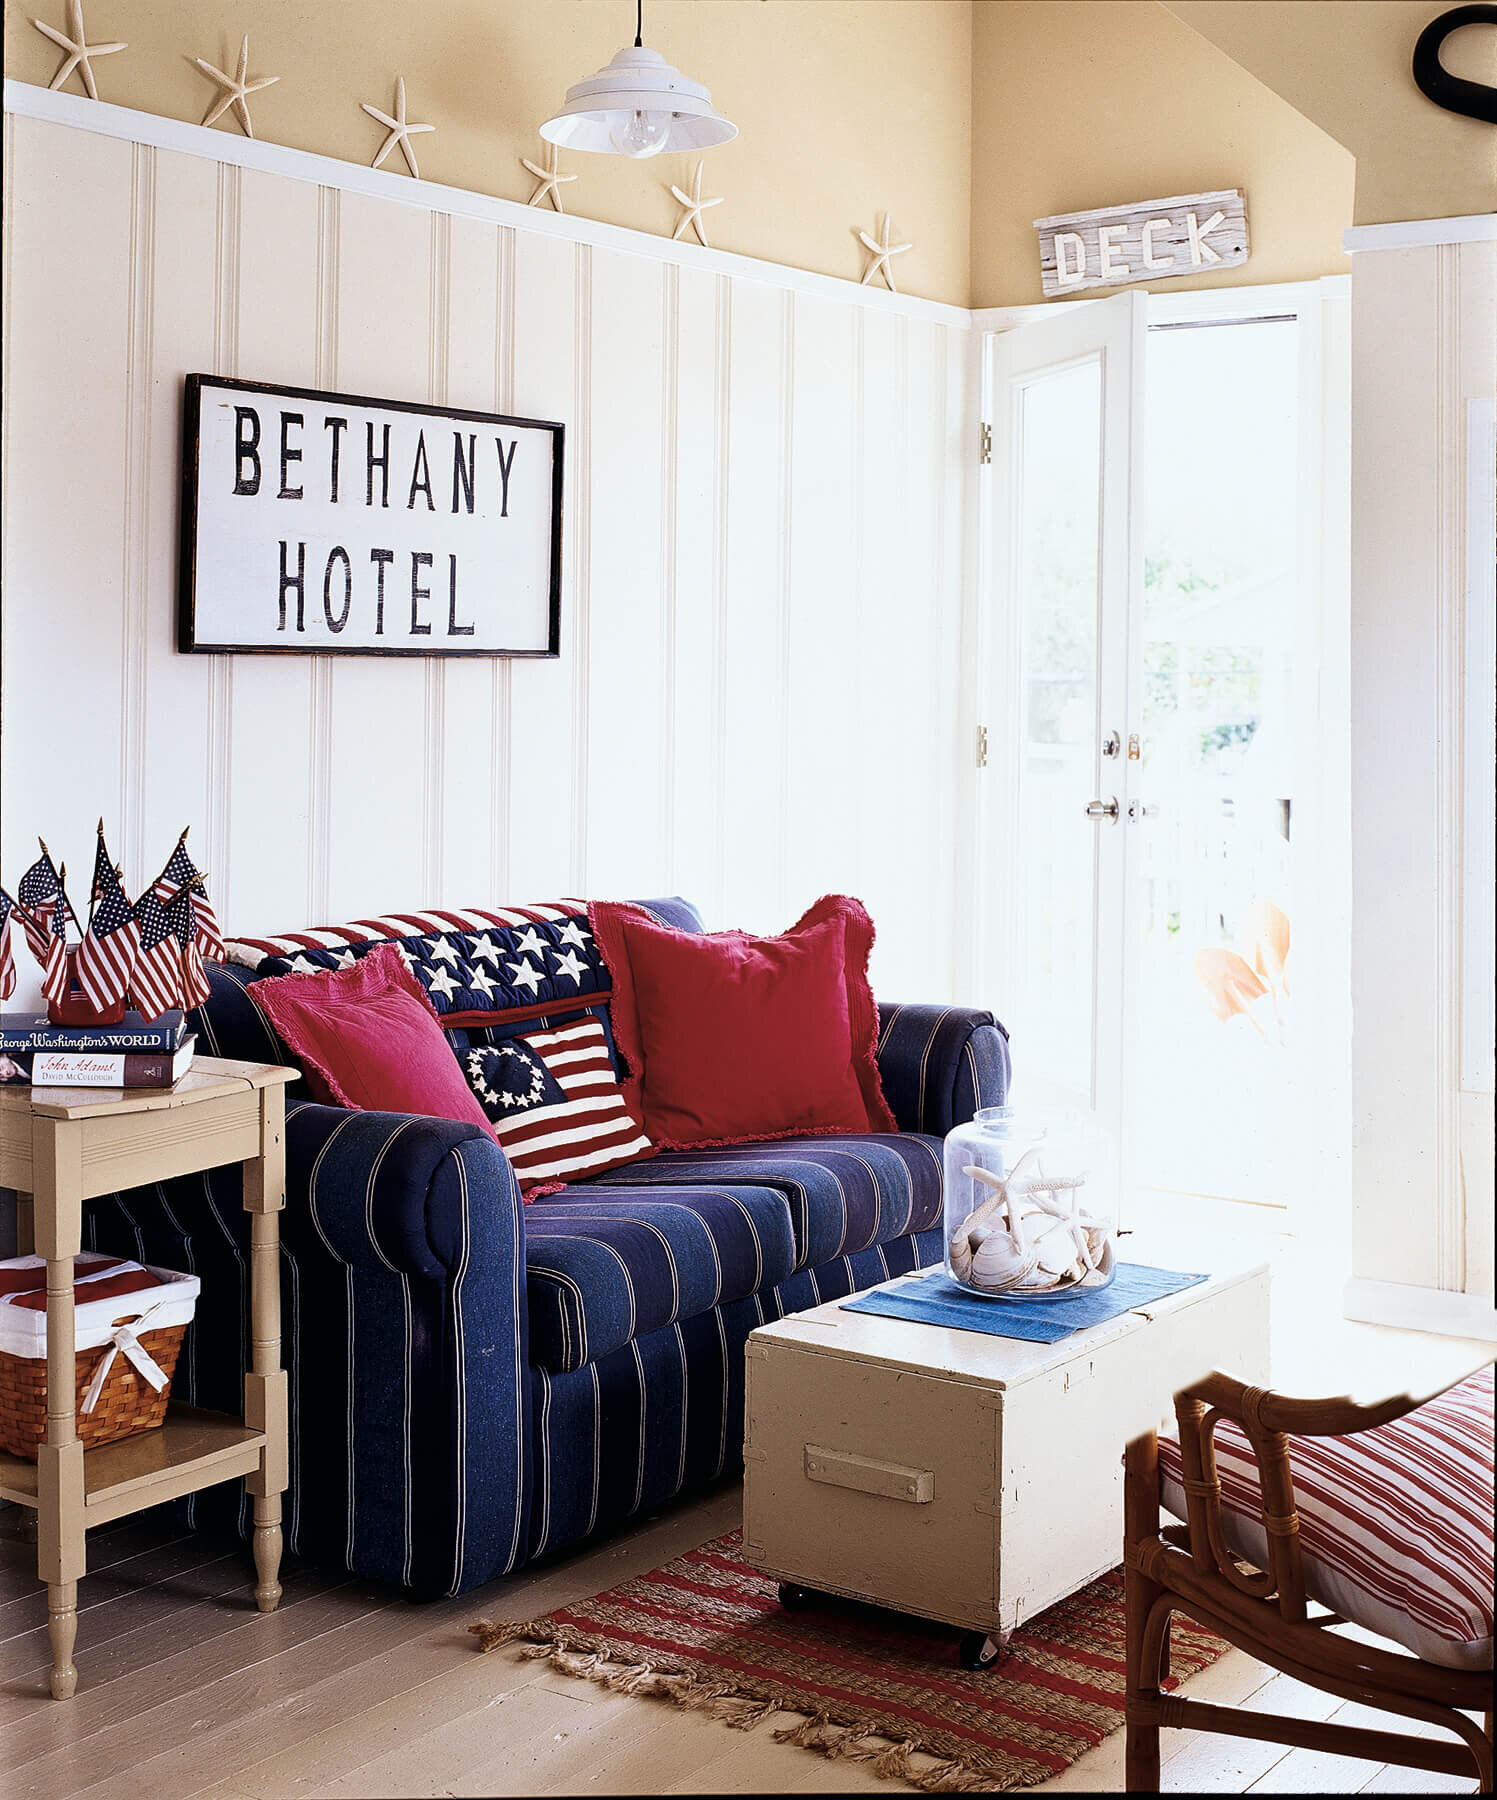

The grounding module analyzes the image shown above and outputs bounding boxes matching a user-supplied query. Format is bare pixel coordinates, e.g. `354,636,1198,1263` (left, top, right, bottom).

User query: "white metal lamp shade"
540,45,737,157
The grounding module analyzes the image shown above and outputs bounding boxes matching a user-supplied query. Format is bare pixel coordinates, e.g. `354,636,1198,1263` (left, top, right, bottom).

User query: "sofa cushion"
1159,1364,1494,1672
579,1134,944,1271
524,1183,797,1373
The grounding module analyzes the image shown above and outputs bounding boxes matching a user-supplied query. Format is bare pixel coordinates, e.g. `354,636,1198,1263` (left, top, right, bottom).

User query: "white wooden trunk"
742,1265,1270,1636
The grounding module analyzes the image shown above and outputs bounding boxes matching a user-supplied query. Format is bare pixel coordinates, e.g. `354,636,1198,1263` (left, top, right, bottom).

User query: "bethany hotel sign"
1034,189,1249,298
178,375,563,656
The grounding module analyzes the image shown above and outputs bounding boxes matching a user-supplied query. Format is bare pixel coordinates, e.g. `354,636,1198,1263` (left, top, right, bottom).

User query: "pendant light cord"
635,0,644,47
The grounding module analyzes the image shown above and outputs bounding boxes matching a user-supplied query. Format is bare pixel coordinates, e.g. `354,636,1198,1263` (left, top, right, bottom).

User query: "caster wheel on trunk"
958,1630,1004,1671
778,1581,817,1612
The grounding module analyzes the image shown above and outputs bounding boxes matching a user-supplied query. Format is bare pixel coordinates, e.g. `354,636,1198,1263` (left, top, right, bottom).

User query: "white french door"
977,282,1350,1235
978,290,1146,1149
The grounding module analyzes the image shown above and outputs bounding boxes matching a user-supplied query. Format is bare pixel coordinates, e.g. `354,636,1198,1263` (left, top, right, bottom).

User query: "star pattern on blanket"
255,912,610,1016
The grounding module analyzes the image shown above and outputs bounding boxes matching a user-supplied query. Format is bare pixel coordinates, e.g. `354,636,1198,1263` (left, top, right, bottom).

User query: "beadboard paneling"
1,107,971,1005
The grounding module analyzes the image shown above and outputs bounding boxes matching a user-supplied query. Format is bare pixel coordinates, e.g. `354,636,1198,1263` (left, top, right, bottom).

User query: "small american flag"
14,853,60,962
129,890,182,1021
0,889,16,1001
165,887,211,1010
154,835,224,962
40,880,72,1007
74,831,140,1011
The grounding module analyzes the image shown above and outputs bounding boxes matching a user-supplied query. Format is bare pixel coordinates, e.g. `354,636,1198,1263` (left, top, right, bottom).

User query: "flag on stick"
14,848,61,962
165,885,211,1011
40,868,73,1006
153,831,224,962
129,889,182,1021
74,824,140,1011
0,889,16,1001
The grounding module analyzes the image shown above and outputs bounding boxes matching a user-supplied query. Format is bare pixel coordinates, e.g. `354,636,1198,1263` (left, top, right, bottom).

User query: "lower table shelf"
0,1404,266,1524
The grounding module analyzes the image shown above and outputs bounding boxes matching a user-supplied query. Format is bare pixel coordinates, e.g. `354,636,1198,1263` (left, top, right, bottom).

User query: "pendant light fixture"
540,0,737,160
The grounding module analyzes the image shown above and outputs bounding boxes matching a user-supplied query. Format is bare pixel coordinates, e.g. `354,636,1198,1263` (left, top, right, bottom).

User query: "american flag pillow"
460,1016,653,1197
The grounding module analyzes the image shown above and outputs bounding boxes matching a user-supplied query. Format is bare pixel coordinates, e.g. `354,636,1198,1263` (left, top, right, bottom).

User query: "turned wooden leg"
252,1493,283,1612
1124,1431,1165,1792
47,1579,78,1699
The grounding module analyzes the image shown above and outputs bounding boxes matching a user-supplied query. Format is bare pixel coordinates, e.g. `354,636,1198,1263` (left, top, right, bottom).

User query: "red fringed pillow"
589,895,897,1150
254,943,498,1142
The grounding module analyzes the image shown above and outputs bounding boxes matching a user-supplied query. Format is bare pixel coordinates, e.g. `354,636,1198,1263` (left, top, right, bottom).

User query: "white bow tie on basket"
80,1301,172,1415
948,1150,1115,1295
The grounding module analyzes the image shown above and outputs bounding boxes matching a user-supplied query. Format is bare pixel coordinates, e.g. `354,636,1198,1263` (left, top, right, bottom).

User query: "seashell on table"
946,1151,1115,1297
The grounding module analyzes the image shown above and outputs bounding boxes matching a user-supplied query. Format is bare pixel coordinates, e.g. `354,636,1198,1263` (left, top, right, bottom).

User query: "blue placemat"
840,1263,1208,1344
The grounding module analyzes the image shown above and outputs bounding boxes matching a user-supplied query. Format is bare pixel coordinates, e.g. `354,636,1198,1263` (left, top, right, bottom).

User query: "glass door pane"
1011,360,1103,1107
1130,318,1303,1207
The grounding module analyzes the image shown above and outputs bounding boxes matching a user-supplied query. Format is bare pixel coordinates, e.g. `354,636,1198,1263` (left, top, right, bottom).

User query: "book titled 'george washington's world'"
0,1011,188,1055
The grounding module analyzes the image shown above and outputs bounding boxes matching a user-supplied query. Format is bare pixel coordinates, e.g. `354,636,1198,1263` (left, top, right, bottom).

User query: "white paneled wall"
1,105,972,1006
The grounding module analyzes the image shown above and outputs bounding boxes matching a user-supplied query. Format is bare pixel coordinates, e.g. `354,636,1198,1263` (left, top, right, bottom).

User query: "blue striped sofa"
82,899,1010,1596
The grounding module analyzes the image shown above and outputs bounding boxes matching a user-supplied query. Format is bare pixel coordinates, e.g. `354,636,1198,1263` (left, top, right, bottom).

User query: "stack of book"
0,1011,196,1090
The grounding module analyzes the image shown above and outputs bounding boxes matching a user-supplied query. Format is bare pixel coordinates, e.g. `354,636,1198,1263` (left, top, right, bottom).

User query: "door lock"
1126,800,1158,822
1085,798,1120,821
1101,730,1121,759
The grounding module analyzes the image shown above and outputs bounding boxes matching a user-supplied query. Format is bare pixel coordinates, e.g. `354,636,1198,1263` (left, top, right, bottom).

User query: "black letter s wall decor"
1413,5,1497,123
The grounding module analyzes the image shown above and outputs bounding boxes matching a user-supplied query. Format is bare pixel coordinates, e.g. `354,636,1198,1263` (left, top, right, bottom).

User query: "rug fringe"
472,1624,1047,1791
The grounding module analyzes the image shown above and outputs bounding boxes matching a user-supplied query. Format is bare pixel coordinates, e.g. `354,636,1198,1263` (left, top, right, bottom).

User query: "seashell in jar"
969,1234,1040,1292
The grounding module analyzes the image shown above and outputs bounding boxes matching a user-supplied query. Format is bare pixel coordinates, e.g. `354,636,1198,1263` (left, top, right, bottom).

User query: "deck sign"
1034,190,1249,298
179,375,563,656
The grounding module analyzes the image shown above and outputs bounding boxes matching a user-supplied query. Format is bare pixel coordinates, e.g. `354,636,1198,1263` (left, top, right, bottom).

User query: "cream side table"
0,1056,297,1699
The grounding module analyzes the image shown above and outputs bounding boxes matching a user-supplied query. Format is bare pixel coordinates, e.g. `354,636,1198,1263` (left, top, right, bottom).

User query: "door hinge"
976,724,989,768
979,422,992,465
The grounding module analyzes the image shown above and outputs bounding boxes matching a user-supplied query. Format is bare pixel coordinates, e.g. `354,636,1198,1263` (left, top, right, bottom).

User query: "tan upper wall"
970,0,1355,309
1166,1,1497,226
3,0,975,305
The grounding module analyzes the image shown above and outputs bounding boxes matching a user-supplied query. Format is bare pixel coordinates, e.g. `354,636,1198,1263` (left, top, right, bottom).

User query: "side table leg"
244,1084,288,1616
47,1580,79,1700
252,1494,283,1612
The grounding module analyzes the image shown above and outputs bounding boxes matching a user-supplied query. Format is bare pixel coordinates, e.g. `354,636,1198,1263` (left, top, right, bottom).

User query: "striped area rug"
469,1530,1228,1792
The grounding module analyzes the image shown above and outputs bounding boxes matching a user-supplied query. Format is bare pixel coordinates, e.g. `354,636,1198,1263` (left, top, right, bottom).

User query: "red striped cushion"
1159,1364,1494,1671
459,1016,654,1197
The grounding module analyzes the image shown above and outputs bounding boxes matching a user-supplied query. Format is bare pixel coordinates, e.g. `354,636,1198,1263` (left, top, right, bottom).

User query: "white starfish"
668,161,723,249
550,948,589,987
195,34,279,139
858,212,913,294
29,0,125,101
361,76,434,181
522,142,577,214
556,919,591,951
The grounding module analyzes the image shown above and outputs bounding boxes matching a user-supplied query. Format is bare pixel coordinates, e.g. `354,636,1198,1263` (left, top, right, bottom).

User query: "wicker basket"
0,1255,199,1461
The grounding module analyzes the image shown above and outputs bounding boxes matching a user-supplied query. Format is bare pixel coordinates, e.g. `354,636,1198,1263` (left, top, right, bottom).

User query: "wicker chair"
1123,1366,1495,1792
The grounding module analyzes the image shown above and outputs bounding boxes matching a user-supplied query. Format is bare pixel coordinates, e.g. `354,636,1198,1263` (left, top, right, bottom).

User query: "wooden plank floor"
3,1248,1489,1798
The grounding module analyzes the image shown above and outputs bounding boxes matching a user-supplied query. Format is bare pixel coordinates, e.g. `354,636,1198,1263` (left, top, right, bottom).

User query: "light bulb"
608,108,671,157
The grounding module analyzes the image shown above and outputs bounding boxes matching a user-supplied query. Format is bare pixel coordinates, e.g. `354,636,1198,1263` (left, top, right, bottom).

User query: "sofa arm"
876,1003,1011,1137
83,1100,530,1597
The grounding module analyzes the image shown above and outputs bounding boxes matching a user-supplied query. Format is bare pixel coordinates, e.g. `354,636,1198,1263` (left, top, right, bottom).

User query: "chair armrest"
1183,1368,1470,1439
875,1003,1011,1136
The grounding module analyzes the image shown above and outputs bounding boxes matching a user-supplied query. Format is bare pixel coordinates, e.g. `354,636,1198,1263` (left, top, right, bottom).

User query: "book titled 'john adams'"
0,1038,197,1089
0,1011,188,1055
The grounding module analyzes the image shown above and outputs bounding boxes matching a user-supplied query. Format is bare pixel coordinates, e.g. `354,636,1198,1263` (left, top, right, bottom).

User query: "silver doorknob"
1085,798,1120,820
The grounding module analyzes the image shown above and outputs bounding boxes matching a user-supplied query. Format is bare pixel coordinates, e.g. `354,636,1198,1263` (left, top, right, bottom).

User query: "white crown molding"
2,77,971,328
1344,214,1497,253
1343,1277,1497,1344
